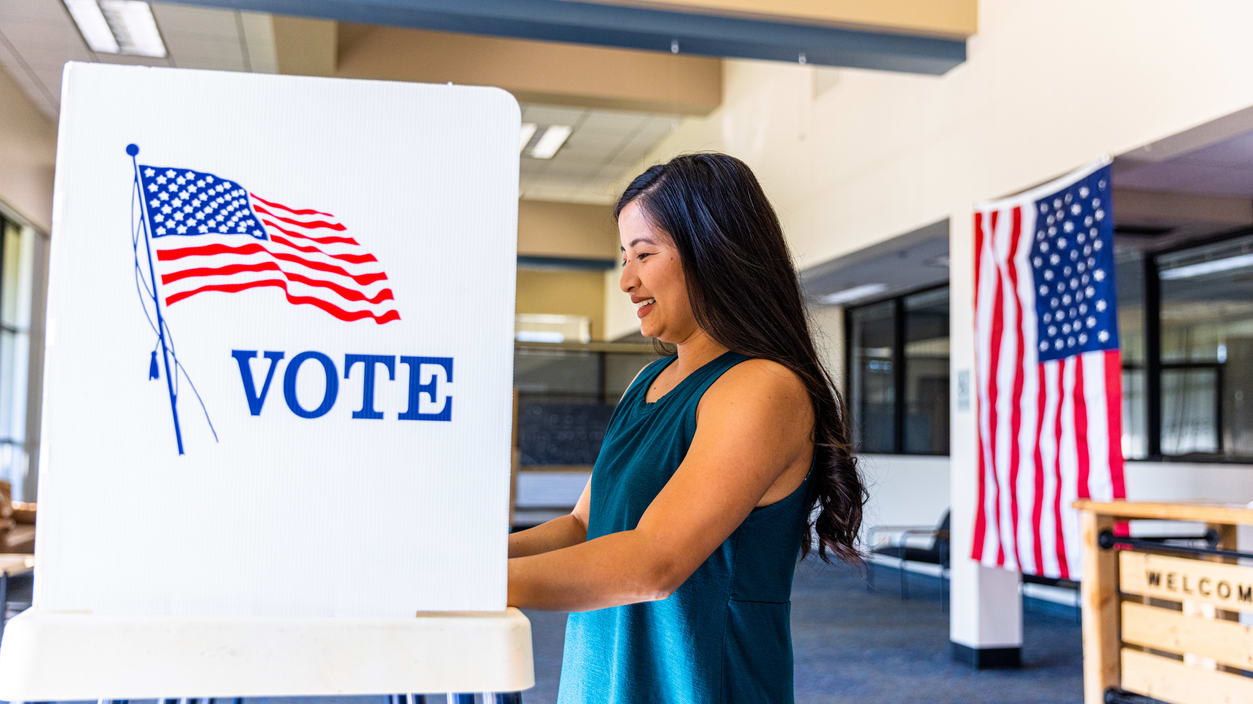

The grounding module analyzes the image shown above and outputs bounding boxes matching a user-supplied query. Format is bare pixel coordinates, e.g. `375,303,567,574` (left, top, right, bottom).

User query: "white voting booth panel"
0,63,532,698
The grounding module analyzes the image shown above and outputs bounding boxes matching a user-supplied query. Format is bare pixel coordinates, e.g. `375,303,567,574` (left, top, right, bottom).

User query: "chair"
866,510,950,603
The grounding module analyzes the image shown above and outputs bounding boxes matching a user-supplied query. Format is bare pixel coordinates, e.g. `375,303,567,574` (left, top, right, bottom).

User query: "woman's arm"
508,480,591,558
507,359,812,611
507,364,646,560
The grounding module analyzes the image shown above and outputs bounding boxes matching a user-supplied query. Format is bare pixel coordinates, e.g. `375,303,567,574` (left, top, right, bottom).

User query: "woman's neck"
671,329,729,375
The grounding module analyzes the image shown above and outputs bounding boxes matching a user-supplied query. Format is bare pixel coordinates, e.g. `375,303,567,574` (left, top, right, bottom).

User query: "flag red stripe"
269,233,377,264
166,279,399,324
987,213,1006,567
259,218,360,246
162,261,395,304
971,211,988,562
1104,350,1125,498
252,204,346,231
1074,355,1091,501
1005,206,1026,570
249,192,333,217
156,243,388,286
1052,358,1070,579
1031,362,1047,572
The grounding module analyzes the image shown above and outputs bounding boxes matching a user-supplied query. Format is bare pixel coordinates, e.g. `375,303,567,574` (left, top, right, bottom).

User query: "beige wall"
604,0,1253,648
0,65,56,232
517,268,608,340
518,199,618,260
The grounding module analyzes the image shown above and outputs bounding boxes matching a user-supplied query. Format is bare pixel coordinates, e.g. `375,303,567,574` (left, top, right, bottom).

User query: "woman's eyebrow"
619,237,655,251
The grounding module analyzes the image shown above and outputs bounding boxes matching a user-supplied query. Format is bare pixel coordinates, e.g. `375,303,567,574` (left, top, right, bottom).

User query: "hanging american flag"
136,164,400,325
971,160,1126,580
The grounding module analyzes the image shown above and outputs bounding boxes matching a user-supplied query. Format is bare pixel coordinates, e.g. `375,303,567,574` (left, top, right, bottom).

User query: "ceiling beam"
158,0,966,74
336,24,721,114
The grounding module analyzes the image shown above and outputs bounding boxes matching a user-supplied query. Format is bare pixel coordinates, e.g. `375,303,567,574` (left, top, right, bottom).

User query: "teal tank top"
557,350,814,704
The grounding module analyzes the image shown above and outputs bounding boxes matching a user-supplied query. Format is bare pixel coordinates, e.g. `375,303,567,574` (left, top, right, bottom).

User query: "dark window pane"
849,300,896,453
903,288,949,454
1158,232,1253,458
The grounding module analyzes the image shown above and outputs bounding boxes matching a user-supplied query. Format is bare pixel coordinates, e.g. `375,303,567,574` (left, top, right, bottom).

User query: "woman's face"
618,200,698,344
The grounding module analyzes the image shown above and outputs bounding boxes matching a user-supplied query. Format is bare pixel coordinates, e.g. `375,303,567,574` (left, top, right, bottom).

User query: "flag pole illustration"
127,144,399,455
128,143,187,454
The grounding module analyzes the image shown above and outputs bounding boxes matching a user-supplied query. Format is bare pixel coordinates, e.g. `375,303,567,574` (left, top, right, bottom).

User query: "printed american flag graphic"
971,161,1126,580
137,165,400,324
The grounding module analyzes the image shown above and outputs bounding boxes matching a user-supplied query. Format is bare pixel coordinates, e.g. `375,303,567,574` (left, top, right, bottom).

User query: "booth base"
0,608,534,700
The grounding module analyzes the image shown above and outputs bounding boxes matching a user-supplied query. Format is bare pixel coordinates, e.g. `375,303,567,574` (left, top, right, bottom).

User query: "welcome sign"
36,64,518,617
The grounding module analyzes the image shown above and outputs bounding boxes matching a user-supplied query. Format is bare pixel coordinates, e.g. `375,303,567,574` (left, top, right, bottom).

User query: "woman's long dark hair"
616,153,867,565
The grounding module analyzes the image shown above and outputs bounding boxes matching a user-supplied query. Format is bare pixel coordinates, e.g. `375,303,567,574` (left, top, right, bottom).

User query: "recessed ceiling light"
64,0,119,53
65,0,167,58
519,122,537,152
818,283,888,305
529,125,572,159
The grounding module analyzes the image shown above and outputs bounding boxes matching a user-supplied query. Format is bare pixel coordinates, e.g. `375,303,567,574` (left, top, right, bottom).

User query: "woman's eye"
637,253,651,261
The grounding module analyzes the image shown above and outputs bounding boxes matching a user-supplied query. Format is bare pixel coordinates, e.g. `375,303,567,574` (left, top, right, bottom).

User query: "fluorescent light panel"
529,125,572,159
519,122,537,152
1159,252,1253,280
65,0,119,53
65,0,166,57
819,283,888,305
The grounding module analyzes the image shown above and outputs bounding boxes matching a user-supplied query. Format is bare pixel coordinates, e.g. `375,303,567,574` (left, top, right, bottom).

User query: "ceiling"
0,0,680,204
1115,131,1253,198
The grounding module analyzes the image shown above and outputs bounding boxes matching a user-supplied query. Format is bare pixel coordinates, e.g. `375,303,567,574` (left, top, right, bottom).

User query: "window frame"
844,282,949,456
1136,225,1253,464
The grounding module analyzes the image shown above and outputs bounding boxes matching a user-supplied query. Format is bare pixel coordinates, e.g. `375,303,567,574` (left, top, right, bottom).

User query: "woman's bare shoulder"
699,357,811,422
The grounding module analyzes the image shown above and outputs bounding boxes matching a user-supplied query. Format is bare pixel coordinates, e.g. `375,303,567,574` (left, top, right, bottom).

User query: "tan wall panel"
273,16,338,76
586,0,977,38
0,67,56,232
1121,648,1253,704
518,200,617,260
517,269,607,340
1121,600,1253,670
336,25,721,115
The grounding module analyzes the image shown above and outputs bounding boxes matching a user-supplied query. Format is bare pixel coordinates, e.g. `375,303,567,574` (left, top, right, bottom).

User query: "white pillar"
947,209,1023,667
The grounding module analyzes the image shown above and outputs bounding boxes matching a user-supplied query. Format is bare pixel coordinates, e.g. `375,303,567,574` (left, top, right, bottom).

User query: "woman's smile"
635,297,656,318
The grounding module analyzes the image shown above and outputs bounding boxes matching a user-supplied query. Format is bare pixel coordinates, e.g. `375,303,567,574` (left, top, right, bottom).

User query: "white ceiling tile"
94,53,173,67
4,18,91,56
522,105,585,126
151,3,239,40
166,34,242,61
238,11,276,73
579,109,648,134
0,0,70,23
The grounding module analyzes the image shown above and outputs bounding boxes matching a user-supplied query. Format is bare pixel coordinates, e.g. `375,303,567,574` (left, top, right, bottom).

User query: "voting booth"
0,63,532,699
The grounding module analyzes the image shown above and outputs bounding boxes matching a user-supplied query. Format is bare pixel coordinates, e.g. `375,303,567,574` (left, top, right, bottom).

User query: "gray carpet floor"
1,561,1083,704
523,560,1083,703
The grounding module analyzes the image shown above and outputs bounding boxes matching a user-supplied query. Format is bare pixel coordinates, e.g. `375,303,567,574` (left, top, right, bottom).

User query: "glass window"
848,300,896,453
1115,252,1148,459
903,288,949,454
1157,233,1253,458
513,346,658,466
0,216,37,500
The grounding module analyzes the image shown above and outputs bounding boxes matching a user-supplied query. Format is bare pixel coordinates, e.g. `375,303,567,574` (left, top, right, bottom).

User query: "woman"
507,153,866,703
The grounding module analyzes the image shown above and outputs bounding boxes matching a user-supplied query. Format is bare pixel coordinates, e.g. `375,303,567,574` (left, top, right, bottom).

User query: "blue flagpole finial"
126,143,139,156
149,350,159,380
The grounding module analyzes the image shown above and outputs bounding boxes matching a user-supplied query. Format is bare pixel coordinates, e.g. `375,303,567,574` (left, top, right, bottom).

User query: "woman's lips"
637,301,655,319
